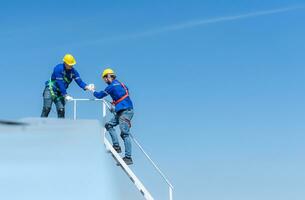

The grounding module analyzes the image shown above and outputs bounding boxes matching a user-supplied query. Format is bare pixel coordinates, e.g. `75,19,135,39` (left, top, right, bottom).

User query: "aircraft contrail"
79,5,304,45
146,6,303,33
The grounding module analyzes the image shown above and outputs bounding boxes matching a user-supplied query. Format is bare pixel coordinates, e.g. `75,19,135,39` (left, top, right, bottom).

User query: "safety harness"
112,82,129,106
48,76,71,100
48,79,61,100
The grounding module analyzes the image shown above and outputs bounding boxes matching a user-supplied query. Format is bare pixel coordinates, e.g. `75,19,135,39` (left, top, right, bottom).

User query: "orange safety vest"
112,82,129,105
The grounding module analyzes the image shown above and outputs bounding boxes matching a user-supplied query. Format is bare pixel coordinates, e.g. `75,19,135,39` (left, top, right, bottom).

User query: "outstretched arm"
73,69,88,90
93,91,108,99
93,85,112,99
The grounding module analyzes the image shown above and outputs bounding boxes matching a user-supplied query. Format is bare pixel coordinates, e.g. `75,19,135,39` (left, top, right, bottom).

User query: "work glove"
86,84,95,92
65,95,73,101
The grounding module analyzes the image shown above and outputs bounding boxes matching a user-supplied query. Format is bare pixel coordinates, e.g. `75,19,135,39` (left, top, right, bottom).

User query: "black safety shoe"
113,145,122,153
123,156,133,165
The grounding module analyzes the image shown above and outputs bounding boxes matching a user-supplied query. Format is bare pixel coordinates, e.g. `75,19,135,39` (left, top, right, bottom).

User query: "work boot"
122,156,133,165
113,145,122,153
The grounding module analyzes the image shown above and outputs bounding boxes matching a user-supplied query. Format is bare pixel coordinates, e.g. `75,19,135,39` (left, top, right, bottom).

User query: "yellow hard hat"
102,68,115,78
63,54,76,66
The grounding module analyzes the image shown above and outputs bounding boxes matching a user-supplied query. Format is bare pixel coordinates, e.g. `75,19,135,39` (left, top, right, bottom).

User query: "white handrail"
131,134,174,189
69,98,174,200
70,99,103,120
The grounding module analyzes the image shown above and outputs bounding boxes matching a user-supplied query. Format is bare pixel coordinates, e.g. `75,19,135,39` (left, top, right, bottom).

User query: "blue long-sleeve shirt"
93,79,133,113
45,63,87,96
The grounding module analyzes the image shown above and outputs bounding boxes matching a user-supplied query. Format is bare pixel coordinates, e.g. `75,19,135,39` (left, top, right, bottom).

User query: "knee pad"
120,133,128,139
57,108,65,118
105,123,113,130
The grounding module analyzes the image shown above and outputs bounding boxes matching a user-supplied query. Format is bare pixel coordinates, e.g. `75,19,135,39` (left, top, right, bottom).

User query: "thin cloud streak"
78,5,304,46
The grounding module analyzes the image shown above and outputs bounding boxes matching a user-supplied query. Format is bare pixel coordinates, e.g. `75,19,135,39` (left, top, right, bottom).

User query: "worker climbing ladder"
70,98,174,200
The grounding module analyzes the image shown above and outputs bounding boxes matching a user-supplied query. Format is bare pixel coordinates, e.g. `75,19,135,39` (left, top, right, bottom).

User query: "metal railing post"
169,186,173,200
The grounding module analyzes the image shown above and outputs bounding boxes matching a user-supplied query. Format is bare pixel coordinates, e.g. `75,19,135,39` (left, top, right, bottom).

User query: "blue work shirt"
93,79,133,113
45,63,87,96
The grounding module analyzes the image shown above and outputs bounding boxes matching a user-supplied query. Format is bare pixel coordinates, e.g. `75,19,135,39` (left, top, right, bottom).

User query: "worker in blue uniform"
41,54,94,118
90,68,134,165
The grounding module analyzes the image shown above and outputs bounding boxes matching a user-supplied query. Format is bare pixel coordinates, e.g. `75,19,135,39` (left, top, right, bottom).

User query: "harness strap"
48,79,63,100
63,76,70,84
112,82,129,105
48,79,56,97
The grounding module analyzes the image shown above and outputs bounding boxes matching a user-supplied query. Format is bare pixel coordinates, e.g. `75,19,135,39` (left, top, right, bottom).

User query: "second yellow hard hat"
102,68,115,78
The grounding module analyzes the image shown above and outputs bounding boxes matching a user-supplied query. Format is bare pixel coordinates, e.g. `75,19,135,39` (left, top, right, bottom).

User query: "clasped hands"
85,84,96,92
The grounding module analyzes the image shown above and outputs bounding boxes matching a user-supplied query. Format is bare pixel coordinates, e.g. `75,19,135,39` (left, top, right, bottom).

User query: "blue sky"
1,0,305,199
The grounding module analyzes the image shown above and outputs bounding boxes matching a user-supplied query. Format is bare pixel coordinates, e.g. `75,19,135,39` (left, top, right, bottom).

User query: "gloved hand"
86,84,95,92
65,95,73,101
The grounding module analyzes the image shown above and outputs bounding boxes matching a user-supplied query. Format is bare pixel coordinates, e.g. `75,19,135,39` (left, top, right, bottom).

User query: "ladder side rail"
104,138,154,200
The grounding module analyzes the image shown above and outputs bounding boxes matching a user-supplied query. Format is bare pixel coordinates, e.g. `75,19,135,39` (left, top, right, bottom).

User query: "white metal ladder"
70,98,174,200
